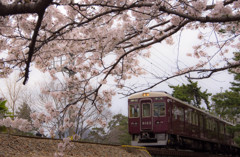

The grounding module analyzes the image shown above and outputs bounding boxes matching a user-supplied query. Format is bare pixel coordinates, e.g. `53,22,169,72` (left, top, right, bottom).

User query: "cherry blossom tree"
0,0,239,94
35,80,112,139
1,0,240,156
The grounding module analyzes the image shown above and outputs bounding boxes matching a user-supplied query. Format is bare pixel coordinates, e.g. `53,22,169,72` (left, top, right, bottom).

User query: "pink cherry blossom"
3,117,12,128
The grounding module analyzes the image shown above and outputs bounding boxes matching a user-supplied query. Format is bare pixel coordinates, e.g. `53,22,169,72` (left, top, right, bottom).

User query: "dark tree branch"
122,70,192,97
159,6,240,23
23,11,45,84
0,0,52,16
120,61,240,97
186,62,240,79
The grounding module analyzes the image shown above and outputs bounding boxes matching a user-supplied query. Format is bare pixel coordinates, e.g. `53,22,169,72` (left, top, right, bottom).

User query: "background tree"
0,99,8,133
108,114,131,145
229,52,240,94
87,127,108,143
212,52,240,119
212,52,240,145
0,74,28,119
15,102,32,123
34,80,112,139
0,99,8,119
169,80,212,110
87,114,131,145
212,91,240,120
107,114,131,145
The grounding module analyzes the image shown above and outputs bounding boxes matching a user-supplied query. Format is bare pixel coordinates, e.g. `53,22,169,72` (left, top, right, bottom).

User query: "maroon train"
128,92,240,154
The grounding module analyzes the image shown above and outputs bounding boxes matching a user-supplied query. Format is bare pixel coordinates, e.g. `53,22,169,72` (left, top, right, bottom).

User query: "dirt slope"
0,134,150,157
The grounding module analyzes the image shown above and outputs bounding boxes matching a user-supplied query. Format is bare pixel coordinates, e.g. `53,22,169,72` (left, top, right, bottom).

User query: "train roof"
128,91,170,99
128,92,235,126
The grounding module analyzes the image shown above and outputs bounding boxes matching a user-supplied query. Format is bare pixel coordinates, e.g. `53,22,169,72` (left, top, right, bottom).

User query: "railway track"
146,147,235,157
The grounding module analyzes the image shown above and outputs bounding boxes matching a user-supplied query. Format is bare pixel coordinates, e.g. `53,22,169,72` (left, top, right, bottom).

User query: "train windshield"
129,104,139,118
153,102,166,117
142,103,151,117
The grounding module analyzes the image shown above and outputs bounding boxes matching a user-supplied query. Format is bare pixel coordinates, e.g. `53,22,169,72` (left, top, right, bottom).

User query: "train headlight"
131,122,138,125
142,93,149,97
155,121,163,124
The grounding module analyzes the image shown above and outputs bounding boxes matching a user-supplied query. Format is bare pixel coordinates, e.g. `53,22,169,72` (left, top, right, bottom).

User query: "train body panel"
128,92,240,153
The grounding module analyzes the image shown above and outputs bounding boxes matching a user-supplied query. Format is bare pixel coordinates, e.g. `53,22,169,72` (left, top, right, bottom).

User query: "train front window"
129,104,139,118
154,102,166,117
142,103,151,117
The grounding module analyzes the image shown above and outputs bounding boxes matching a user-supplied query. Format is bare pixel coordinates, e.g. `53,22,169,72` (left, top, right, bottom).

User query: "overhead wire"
145,45,220,93
142,47,190,85
139,55,185,88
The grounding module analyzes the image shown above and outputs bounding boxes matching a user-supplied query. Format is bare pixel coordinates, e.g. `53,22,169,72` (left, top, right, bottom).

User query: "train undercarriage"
131,133,240,156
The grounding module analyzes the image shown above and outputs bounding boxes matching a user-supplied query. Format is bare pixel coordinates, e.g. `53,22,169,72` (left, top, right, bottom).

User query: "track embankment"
0,133,150,157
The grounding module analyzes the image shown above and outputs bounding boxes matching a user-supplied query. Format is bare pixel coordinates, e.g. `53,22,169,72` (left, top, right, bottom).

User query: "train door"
168,100,173,132
140,100,152,131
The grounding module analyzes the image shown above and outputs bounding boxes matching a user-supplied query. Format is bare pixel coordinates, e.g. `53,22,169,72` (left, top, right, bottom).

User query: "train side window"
226,125,232,136
206,119,209,130
142,103,151,117
199,115,203,129
206,119,211,130
192,112,199,126
172,105,177,120
153,102,166,117
220,123,224,134
196,114,199,126
172,105,184,121
179,108,184,122
129,104,139,118
192,112,195,125
212,120,217,132
206,119,217,131
186,109,192,124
